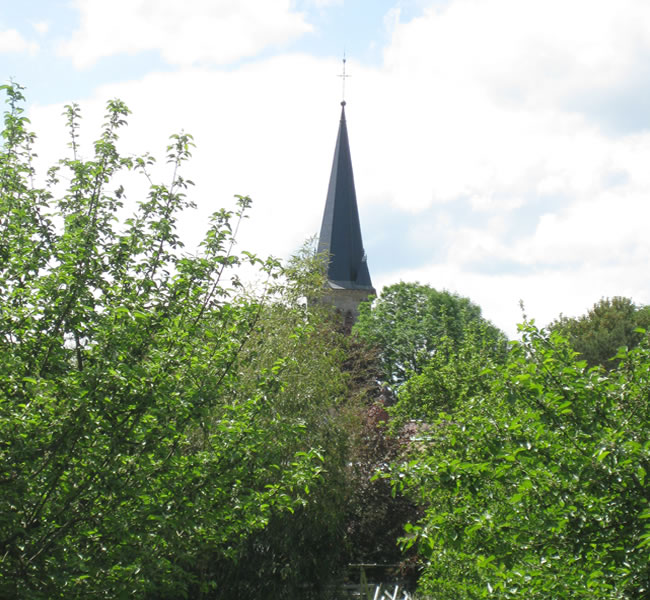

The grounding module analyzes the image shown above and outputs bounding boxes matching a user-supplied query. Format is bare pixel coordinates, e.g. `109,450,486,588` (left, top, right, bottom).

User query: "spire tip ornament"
337,53,350,103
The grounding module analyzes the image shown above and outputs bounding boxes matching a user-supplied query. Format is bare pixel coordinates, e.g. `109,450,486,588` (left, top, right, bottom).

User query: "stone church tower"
317,101,375,324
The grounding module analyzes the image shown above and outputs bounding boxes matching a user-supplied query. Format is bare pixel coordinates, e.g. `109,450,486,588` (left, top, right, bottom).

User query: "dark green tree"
337,336,420,575
549,296,650,369
353,282,507,388
0,84,349,599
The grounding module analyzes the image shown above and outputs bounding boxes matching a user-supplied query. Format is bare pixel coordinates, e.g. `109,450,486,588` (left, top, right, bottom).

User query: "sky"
3,0,650,337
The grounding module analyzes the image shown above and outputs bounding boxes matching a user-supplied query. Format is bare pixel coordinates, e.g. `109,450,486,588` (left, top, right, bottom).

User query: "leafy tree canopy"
391,323,650,599
390,320,505,424
549,296,650,369
0,83,349,599
353,282,507,389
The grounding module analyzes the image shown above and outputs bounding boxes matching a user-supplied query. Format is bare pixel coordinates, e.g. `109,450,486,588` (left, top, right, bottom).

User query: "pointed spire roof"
318,102,374,290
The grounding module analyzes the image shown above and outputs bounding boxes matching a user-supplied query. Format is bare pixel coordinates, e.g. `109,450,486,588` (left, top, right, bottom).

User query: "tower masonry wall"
321,287,375,324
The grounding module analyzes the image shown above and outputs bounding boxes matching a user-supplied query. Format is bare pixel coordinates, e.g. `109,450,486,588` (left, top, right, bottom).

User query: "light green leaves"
391,321,650,599
0,84,349,599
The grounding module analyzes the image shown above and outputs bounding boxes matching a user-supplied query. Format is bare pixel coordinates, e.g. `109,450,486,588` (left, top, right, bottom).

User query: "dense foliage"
354,282,506,389
0,84,349,599
550,296,650,369
390,323,650,599
390,321,506,424
337,337,420,572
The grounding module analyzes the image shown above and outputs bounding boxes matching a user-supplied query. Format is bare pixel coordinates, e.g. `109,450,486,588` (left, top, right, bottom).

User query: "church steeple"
317,101,375,322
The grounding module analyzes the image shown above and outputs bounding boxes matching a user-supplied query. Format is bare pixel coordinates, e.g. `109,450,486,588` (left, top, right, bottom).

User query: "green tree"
390,320,505,423
0,84,348,599
202,247,352,600
550,296,650,369
353,282,506,388
391,323,650,599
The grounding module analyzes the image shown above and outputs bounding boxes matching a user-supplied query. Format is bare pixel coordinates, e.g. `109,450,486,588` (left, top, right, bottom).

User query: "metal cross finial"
338,53,350,104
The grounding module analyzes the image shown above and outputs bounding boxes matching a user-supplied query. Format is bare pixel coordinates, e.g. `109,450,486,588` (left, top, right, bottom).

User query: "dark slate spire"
318,102,374,290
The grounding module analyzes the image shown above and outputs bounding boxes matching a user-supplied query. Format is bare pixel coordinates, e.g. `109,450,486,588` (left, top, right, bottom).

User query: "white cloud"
383,7,401,35
58,0,312,68
304,0,343,6
0,29,38,55
32,21,50,35
347,0,650,334
359,0,650,213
